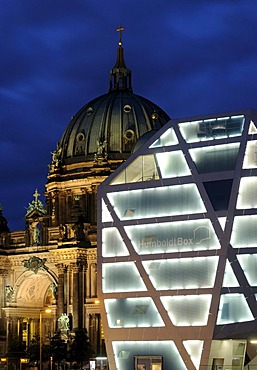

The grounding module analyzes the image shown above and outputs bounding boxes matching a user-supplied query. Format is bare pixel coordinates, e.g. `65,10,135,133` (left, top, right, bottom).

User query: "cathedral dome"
56,38,170,166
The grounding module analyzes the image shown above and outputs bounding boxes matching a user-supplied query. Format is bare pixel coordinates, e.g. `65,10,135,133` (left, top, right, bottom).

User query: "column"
0,269,8,322
72,263,80,329
5,317,11,353
82,264,87,327
27,319,31,346
90,263,97,298
56,264,66,317
17,317,23,347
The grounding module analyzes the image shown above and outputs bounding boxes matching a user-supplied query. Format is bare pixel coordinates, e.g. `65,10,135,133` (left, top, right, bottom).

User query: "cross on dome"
33,189,40,204
116,25,124,46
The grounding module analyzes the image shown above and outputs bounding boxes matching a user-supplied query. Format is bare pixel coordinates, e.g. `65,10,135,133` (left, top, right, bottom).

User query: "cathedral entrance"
3,267,57,354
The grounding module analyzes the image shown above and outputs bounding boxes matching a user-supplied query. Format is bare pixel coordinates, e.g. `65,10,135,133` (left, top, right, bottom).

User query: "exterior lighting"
39,308,52,370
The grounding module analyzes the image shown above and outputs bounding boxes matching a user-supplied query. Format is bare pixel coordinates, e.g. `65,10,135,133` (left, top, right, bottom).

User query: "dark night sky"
1,1,257,231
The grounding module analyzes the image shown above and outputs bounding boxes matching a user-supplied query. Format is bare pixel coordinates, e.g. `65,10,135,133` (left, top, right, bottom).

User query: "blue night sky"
1,1,257,230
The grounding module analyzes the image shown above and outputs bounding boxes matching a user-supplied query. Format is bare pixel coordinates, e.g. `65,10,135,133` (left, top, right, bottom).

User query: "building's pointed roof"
109,26,132,91
25,189,47,218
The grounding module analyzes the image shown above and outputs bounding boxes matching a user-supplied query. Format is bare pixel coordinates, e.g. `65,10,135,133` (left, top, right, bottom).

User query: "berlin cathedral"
0,31,170,362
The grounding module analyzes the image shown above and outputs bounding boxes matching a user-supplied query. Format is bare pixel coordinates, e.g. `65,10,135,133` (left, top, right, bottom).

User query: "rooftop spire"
109,25,132,91
117,25,124,46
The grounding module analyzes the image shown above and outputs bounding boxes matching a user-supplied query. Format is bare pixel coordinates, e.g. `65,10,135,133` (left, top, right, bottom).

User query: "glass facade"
98,111,257,370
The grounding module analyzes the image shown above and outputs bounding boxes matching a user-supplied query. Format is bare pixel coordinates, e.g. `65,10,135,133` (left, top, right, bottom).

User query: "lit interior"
237,177,257,209
104,297,165,328
102,199,113,222
189,143,240,174
155,151,191,178
149,127,178,148
143,256,219,290
179,115,244,143
217,294,254,324
248,121,257,134
110,154,159,185
218,217,227,230
222,260,239,287
183,340,203,370
112,340,187,370
102,227,129,257
102,262,147,293
237,254,257,285
108,184,206,221
231,215,257,248
242,140,257,169
160,294,212,326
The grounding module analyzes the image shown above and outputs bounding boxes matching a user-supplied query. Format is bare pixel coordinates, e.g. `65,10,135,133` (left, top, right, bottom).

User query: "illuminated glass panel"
110,155,159,185
102,262,147,293
102,227,129,257
161,294,212,326
149,127,178,148
248,121,257,134
102,200,113,222
231,215,257,248
183,340,203,370
242,140,257,169
179,116,244,143
179,120,201,143
156,151,191,178
108,184,206,221
218,217,227,230
222,261,239,287
143,257,219,290
237,177,257,209
125,219,220,255
189,143,240,174
109,169,125,185
237,254,257,285
104,297,164,328
217,294,254,325
197,116,244,138
113,341,187,370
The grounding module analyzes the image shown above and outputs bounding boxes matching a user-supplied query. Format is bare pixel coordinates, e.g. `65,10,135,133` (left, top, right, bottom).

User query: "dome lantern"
109,26,132,92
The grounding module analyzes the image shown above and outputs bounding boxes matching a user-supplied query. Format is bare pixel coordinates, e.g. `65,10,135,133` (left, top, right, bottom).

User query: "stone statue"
50,144,62,169
58,313,69,330
33,225,41,245
5,285,14,302
94,139,107,161
49,283,58,300
59,224,68,240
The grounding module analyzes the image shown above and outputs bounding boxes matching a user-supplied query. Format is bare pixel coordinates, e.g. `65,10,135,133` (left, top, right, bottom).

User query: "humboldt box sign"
138,225,212,251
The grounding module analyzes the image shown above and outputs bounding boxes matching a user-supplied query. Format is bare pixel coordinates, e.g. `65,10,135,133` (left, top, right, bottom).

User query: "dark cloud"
1,0,257,230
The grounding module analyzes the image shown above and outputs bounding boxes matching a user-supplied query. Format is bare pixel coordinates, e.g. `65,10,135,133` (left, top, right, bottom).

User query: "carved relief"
22,256,49,274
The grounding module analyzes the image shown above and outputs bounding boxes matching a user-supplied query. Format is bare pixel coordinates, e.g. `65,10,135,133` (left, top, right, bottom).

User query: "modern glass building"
97,110,257,370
